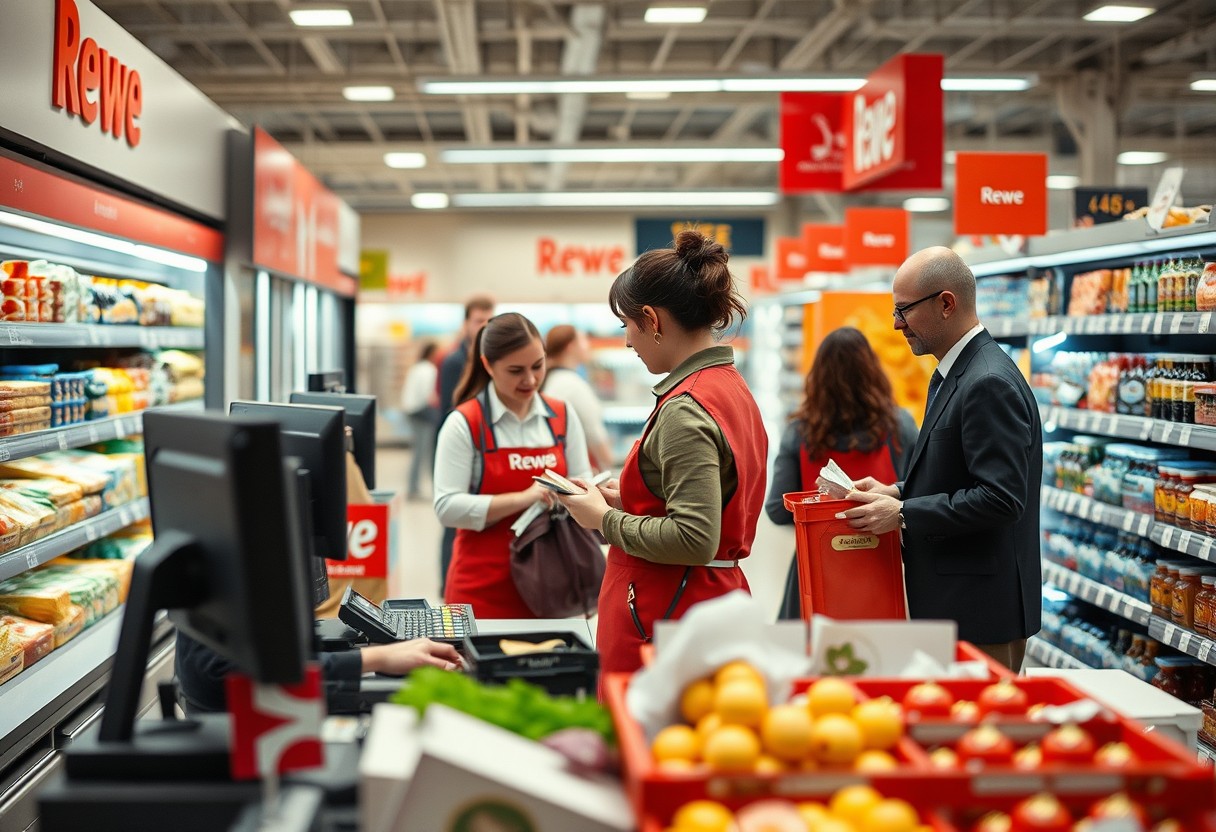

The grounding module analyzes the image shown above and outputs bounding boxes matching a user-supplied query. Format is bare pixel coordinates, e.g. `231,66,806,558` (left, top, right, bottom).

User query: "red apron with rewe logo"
444,391,569,619
596,363,767,677
798,441,897,492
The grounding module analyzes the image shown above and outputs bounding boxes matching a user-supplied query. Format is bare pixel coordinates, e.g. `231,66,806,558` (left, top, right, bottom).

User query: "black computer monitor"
307,370,346,393
97,411,313,745
228,401,347,562
289,391,376,489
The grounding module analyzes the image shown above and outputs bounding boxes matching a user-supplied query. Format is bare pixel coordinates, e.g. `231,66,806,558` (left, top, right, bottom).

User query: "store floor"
378,446,796,621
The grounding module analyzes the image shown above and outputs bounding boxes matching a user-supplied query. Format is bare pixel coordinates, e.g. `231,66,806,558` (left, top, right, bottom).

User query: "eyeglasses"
893,290,945,324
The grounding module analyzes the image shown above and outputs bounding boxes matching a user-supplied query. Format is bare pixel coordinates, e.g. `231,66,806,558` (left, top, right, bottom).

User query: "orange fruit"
759,704,814,762
714,660,765,689
703,724,762,772
680,678,717,725
696,712,723,742
807,678,860,716
829,784,883,825
754,754,787,774
671,799,735,832
817,820,860,832
854,749,899,772
795,802,830,829
858,798,920,832
809,713,864,765
657,757,698,773
652,724,700,762
715,679,768,728
852,697,905,750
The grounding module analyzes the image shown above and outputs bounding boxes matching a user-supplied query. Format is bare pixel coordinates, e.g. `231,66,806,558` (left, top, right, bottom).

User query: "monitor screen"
228,401,348,562
307,370,346,393
289,391,376,489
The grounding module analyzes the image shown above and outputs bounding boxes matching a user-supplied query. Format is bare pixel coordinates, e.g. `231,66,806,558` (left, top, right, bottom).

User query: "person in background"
401,340,439,500
840,246,1042,672
558,230,767,677
433,313,593,617
435,294,495,593
543,325,615,471
764,326,918,620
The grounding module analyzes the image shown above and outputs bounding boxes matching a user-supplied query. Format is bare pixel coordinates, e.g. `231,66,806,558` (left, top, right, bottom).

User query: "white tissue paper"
815,459,855,500
625,591,812,742
897,649,991,680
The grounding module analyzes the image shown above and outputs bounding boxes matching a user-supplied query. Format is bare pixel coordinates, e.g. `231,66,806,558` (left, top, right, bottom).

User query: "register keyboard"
338,586,477,644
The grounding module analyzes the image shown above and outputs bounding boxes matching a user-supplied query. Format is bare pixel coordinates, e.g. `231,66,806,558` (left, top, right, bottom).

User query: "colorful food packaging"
0,624,25,685
0,614,54,666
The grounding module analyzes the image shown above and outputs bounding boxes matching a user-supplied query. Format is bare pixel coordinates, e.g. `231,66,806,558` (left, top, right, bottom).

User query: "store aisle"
377,447,796,620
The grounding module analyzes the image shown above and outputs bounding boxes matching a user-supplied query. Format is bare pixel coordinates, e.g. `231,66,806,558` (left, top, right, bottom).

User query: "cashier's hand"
851,477,901,499
525,480,557,508
361,638,463,676
557,478,611,532
597,478,622,510
837,491,903,535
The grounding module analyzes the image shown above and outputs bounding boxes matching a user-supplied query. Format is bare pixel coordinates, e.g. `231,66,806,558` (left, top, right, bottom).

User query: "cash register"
338,587,477,644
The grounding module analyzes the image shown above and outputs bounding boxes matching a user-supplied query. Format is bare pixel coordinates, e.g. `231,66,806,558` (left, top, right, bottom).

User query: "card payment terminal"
338,586,477,644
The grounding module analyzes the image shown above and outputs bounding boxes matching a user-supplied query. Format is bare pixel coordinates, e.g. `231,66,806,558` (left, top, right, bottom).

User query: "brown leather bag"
509,505,606,618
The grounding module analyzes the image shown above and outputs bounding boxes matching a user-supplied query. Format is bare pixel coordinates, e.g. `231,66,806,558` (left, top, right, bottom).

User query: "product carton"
360,703,631,832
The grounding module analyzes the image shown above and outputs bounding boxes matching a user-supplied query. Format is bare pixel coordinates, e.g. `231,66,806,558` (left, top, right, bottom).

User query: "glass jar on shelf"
1172,566,1205,628
1152,657,1187,698
1151,560,1174,617
1196,575,1216,638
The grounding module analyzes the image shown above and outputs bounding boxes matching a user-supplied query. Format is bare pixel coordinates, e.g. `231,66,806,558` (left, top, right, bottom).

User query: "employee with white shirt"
840,247,1042,672
401,341,440,500
433,312,592,618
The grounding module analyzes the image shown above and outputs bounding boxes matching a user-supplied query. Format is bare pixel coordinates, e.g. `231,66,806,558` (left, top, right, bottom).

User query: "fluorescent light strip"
288,8,353,26
1047,175,1081,190
1032,331,1068,354
644,6,707,23
1193,79,1216,92
440,147,784,164
422,79,721,95
1118,150,1168,165
0,209,207,272
1083,5,1155,22
419,76,1030,95
941,77,1033,91
343,85,395,102
411,193,450,210
720,78,863,92
903,197,951,213
451,191,780,208
384,152,427,169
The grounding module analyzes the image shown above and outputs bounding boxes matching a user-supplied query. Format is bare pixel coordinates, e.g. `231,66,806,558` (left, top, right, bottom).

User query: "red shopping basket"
783,490,907,621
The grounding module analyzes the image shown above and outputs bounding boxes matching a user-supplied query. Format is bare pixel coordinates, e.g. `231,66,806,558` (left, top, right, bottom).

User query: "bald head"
892,246,981,360
897,246,977,313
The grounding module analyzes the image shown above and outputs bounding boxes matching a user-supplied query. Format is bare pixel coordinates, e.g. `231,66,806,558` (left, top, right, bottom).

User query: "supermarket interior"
4,0,1216,830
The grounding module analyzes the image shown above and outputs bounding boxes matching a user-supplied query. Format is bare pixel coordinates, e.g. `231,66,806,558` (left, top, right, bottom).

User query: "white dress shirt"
936,323,986,380
433,386,592,531
542,368,610,450
401,360,437,414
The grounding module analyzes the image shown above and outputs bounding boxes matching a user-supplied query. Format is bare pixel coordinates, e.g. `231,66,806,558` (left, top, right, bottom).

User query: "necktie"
925,370,944,418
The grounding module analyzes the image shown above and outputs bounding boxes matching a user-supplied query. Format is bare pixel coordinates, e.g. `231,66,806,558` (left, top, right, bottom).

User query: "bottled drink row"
1063,257,1215,316
1034,351,1216,425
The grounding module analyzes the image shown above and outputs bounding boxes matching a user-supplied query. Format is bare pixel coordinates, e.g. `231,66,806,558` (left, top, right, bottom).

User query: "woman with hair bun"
559,230,767,676
433,312,592,617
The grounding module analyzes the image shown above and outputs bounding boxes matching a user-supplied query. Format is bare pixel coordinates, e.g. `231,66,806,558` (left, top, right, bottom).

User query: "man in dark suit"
841,246,1041,671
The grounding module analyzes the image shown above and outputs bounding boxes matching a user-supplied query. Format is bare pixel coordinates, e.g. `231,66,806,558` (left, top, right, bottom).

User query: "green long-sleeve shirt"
601,346,740,565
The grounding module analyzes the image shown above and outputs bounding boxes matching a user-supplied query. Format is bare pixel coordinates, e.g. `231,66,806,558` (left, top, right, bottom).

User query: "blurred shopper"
435,294,495,593
434,313,593,617
764,327,918,619
559,230,767,677
840,247,1042,672
544,325,615,471
401,341,439,500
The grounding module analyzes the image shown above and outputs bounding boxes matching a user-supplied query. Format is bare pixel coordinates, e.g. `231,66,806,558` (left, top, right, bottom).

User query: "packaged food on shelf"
1198,261,1216,312
51,604,85,648
0,583,72,625
0,626,24,685
1067,268,1115,316
0,614,54,667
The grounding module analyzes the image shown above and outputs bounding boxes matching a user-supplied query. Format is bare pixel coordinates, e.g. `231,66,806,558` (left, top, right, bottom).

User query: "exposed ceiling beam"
547,5,605,191
778,2,862,70
300,35,344,74
715,0,779,69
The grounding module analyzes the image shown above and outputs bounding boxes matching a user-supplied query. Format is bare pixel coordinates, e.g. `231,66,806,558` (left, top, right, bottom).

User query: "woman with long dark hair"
559,230,767,676
765,326,918,619
433,312,592,617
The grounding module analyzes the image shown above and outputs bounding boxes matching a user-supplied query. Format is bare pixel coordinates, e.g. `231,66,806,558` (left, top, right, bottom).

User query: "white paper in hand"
816,459,855,499
625,591,812,741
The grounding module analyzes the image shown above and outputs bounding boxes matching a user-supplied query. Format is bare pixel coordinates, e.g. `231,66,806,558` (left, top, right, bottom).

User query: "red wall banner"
802,223,847,273
775,236,810,281
330,503,389,579
954,152,1048,237
842,54,944,192
0,151,222,261
253,128,355,296
845,207,909,267
779,92,847,193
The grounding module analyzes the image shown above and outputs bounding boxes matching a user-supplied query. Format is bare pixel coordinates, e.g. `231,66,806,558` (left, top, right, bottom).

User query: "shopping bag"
509,505,605,618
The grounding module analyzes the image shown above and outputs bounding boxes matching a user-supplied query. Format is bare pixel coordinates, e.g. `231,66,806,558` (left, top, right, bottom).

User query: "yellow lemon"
671,800,735,832
652,724,700,762
703,725,761,772
858,799,920,832
714,679,768,729
854,749,900,772
680,678,717,725
714,660,766,689
851,698,905,751
759,704,815,762
828,784,883,825
809,713,864,765
696,712,723,742
807,678,860,716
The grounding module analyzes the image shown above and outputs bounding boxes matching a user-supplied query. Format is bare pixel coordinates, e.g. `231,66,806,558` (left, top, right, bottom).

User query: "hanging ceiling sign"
845,207,909,267
802,223,847,273
954,152,1048,237
779,92,847,193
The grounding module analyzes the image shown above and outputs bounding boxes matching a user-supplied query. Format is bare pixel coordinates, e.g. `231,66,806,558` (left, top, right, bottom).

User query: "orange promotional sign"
775,236,809,281
845,208,908,267
954,152,1048,236
802,224,846,273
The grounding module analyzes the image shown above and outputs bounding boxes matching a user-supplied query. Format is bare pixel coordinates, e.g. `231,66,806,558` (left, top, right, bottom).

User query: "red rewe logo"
537,238,625,277
52,0,144,147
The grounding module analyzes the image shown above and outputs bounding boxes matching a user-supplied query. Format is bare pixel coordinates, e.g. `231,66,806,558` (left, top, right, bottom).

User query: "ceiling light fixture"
1191,77,1216,92
941,76,1035,91
1082,5,1155,22
418,75,1033,96
644,5,707,23
450,191,780,208
411,193,450,210
343,85,395,102
288,8,353,26
1117,150,1168,165
384,152,427,169
0,210,208,272
626,90,672,100
440,147,784,164
720,78,864,92
1047,175,1081,190
903,197,951,213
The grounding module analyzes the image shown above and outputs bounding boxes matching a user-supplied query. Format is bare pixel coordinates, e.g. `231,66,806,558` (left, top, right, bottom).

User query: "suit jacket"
899,331,1042,644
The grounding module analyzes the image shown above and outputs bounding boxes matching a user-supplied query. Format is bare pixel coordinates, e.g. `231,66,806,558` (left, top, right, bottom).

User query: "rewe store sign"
953,152,1048,237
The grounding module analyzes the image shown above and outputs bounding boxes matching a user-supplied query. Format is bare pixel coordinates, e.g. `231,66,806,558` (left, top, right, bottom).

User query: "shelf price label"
25,549,38,569
1202,538,1215,561
1153,315,1166,335
1122,512,1136,532
1202,642,1214,664
1201,313,1213,334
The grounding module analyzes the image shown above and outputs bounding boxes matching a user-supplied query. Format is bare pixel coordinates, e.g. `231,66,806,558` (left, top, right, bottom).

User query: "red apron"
798,440,897,491
597,363,767,677
444,391,569,618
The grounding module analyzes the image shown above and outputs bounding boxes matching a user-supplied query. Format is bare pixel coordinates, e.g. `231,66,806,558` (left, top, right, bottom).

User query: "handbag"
509,505,606,618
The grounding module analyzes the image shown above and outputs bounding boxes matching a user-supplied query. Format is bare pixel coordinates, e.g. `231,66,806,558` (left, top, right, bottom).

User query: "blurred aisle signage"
1072,187,1148,227
359,250,389,291
841,54,944,192
634,218,765,256
251,128,357,296
845,207,908,266
780,55,943,193
536,237,627,277
954,152,1048,236
775,236,809,281
802,224,847,273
